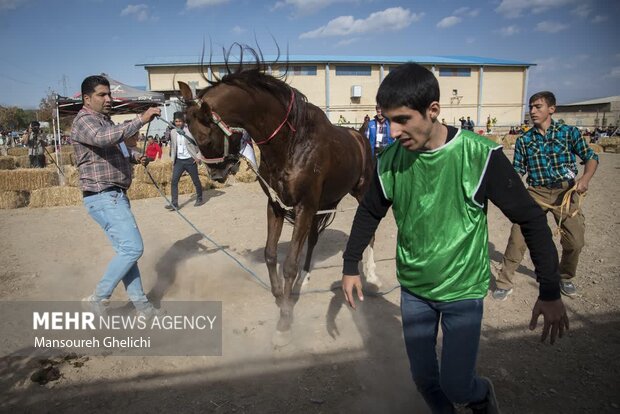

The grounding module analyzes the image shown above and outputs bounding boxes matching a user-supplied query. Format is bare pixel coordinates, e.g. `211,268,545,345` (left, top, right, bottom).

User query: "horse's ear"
178,81,194,103
195,101,212,124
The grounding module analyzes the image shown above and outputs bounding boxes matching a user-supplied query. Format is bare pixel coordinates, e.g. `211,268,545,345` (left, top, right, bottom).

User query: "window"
439,67,471,77
336,65,371,76
280,66,317,76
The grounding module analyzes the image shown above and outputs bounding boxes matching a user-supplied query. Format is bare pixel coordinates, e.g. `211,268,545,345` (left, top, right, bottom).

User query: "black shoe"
194,199,206,207
165,204,178,211
560,280,577,296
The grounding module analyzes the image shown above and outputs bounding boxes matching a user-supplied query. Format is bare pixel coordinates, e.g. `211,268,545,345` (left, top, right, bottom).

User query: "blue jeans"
84,190,150,311
400,289,488,413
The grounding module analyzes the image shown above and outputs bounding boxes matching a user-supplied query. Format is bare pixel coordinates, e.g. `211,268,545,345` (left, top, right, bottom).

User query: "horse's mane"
197,43,309,151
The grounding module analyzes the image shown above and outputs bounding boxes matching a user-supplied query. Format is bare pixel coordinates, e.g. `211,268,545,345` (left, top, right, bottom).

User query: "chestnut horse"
178,52,378,344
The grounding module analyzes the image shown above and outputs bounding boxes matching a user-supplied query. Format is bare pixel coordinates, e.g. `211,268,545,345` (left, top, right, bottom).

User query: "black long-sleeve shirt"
343,126,561,301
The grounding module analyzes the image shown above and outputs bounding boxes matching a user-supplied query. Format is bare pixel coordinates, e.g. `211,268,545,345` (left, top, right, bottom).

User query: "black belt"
541,179,575,189
82,186,126,198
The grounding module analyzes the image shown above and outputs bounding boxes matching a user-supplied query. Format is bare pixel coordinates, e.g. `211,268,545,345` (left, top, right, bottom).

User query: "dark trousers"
29,154,45,168
171,158,202,206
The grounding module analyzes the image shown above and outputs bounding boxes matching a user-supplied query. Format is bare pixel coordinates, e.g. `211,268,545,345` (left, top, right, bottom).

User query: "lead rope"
531,184,586,237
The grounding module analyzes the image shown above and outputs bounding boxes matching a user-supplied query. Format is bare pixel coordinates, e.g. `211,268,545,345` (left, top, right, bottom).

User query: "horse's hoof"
301,271,311,288
272,329,292,347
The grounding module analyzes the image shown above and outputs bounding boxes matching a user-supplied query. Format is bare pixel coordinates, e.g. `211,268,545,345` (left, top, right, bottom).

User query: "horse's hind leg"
299,215,320,288
265,202,285,305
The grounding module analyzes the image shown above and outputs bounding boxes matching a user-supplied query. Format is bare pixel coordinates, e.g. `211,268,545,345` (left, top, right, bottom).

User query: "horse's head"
178,81,241,182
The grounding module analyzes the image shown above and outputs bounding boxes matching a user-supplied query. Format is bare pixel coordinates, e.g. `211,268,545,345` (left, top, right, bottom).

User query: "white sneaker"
81,294,110,316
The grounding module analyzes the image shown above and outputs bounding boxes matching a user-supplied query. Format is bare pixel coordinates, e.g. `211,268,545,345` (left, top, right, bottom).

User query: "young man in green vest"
341,63,569,414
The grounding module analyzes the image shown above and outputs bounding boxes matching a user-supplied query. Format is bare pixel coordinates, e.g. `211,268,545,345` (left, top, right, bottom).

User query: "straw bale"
235,158,258,183
603,145,619,154
63,165,80,187
176,176,213,195
0,190,29,209
46,151,74,166
0,156,16,170
502,134,518,147
7,147,28,156
0,169,59,191
588,143,603,154
599,137,620,147
28,186,82,208
13,155,30,168
127,182,163,200
133,160,172,185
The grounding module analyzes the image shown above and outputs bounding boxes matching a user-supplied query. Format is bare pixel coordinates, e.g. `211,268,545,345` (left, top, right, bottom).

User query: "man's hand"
342,275,364,309
529,298,569,344
140,107,161,124
575,177,590,194
138,155,150,166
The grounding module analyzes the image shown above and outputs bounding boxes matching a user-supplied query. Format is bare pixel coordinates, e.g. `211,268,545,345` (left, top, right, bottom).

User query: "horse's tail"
283,210,336,234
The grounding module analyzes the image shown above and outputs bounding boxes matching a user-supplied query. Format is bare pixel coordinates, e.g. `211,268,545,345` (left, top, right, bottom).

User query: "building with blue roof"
136,55,535,129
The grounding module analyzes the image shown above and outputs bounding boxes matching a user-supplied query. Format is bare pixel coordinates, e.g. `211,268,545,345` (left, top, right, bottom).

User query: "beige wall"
144,62,528,127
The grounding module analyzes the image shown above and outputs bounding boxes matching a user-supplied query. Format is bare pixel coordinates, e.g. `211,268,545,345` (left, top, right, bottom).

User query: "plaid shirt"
514,119,599,187
71,107,143,192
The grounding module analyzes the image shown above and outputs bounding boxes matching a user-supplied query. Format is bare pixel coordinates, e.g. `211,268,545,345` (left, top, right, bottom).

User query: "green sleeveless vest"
377,130,501,301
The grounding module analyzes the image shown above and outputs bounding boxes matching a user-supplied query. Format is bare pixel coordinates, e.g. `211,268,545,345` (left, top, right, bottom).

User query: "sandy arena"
0,151,619,413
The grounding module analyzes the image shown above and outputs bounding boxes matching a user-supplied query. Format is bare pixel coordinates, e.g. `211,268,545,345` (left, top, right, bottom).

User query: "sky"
0,0,618,109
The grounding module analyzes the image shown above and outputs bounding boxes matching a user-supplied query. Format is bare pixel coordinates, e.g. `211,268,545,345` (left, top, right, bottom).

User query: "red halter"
209,88,296,146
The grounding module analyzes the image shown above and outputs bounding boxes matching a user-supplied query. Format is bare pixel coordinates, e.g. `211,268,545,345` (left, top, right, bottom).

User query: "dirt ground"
0,151,619,414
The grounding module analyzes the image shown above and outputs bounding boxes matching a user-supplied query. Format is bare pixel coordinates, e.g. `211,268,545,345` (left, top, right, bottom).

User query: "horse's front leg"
276,204,316,336
265,201,285,306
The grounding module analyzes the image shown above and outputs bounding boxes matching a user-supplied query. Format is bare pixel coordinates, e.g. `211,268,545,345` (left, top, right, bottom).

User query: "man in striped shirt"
72,75,161,317
493,91,599,300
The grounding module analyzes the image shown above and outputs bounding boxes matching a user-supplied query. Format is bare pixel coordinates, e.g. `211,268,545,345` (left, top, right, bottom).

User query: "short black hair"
529,91,556,107
30,121,40,128
173,112,185,121
81,75,110,97
376,62,439,115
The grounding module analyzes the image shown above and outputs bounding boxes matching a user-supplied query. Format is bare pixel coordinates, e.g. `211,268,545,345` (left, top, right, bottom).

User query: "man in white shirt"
166,112,205,210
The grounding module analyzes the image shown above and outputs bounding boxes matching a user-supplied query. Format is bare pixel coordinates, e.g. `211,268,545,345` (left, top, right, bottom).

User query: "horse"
177,49,378,345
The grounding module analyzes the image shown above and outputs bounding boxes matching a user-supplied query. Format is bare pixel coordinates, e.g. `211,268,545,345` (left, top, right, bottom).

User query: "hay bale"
28,186,83,208
588,143,604,153
485,135,503,145
176,176,213,195
603,145,619,153
7,147,28,156
126,182,163,200
0,169,59,191
599,137,620,147
0,190,29,209
13,155,30,168
63,165,80,187
235,158,257,183
133,160,172,185
45,152,74,166
0,156,16,170
501,134,519,148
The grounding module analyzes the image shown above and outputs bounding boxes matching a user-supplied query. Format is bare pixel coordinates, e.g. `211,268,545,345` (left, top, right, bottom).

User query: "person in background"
71,74,161,318
365,104,393,158
23,121,46,168
145,135,162,161
493,91,599,300
166,111,205,210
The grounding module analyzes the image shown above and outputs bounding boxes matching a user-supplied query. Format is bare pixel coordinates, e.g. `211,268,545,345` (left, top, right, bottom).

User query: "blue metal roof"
136,54,534,68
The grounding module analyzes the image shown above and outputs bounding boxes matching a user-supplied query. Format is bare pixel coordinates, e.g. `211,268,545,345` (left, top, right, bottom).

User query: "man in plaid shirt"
493,91,599,300
72,75,161,317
